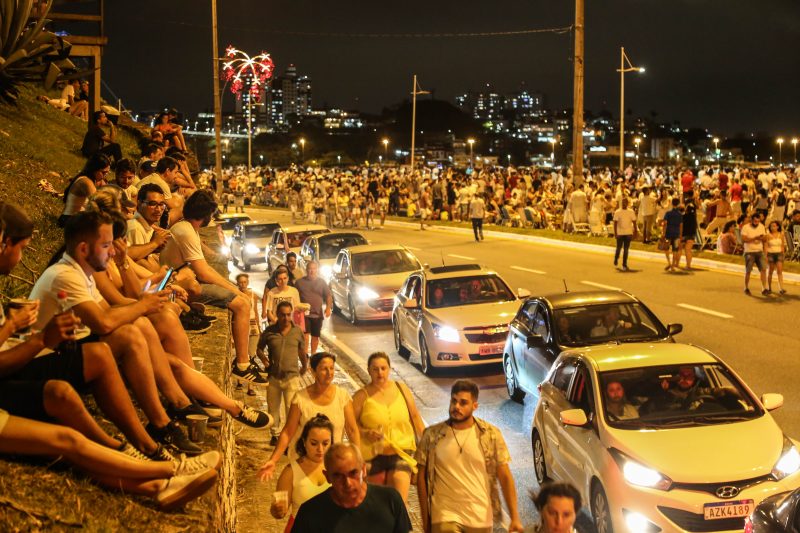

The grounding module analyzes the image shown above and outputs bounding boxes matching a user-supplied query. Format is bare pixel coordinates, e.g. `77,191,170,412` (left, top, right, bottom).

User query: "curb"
384,219,800,284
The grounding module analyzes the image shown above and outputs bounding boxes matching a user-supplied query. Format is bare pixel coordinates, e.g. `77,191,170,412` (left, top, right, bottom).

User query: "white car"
298,232,369,282
393,264,529,375
532,343,800,533
329,244,421,324
214,213,251,255
265,224,330,274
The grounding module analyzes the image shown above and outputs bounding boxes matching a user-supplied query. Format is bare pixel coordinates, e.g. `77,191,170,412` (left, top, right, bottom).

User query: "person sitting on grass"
81,110,122,162
59,153,112,227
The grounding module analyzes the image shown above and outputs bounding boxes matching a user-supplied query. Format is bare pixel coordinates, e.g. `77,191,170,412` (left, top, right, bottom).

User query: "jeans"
472,218,484,241
267,375,300,436
615,235,632,266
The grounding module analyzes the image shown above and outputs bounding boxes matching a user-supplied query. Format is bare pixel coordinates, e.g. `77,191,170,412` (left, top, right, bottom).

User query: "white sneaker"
156,469,218,511
174,450,222,475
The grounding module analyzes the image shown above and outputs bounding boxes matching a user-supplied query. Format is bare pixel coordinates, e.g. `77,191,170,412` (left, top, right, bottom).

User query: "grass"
0,84,221,531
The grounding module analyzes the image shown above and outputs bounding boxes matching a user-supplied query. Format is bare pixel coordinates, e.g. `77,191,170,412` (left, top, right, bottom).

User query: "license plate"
478,343,504,356
703,499,754,520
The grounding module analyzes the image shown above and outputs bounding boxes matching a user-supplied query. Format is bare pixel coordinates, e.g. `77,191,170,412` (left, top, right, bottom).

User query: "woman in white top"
528,482,582,533
269,414,333,532
262,269,307,325
257,352,360,479
766,221,786,294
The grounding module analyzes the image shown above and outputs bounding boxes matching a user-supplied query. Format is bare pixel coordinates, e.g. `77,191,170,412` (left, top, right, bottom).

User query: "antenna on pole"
563,279,570,293
440,250,445,267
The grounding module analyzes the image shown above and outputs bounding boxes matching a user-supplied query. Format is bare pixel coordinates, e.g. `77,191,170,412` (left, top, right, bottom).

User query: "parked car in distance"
329,244,421,324
393,264,529,375
265,224,330,273
532,343,799,533
298,232,369,282
230,221,281,271
503,290,681,403
214,213,251,255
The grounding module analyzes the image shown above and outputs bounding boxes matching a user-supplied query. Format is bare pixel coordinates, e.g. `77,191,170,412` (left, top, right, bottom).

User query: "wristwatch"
118,260,130,271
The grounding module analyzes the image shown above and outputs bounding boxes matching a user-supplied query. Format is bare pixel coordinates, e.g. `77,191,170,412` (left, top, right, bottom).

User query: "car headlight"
610,448,672,490
221,245,230,256
773,439,800,480
357,286,380,301
244,243,260,254
320,265,333,281
433,324,460,343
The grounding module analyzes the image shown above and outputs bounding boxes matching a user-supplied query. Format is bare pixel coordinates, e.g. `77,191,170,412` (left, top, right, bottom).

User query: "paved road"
228,206,800,529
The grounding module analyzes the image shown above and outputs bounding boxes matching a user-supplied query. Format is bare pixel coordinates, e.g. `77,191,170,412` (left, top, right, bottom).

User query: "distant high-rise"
267,64,313,130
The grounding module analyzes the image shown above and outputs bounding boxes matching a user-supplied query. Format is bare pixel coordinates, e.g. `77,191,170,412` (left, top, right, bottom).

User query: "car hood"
352,271,414,296
243,237,270,248
426,300,521,330
609,416,783,483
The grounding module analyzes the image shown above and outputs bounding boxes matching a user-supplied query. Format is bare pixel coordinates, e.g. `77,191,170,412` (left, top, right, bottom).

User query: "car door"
508,300,536,391
230,224,242,258
539,357,577,481
400,275,423,354
329,251,348,308
555,361,600,492
523,303,558,387
267,230,283,270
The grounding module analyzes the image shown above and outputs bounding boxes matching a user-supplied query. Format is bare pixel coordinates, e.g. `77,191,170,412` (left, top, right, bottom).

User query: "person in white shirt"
638,186,657,243
613,197,638,271
740,213,768,295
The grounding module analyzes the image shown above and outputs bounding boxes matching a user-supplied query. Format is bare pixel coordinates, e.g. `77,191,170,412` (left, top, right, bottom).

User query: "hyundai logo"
716,486,740,499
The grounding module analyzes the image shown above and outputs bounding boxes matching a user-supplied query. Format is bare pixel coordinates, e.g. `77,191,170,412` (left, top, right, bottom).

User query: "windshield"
287,230,328,248
244,224,279,239
319,235,368,259
426,275,515,308
351,250,419,275
219,216,250,230
553,302,666,347
599,364,762,429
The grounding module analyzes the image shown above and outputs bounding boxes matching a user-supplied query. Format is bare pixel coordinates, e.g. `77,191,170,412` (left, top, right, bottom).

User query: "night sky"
103,0,799,135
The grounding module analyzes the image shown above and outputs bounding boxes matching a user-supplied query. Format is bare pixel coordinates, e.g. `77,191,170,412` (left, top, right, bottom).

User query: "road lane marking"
405,246,422,251
676,303,733,319
448,253,477,261
581,280,622,291
511,265,547,275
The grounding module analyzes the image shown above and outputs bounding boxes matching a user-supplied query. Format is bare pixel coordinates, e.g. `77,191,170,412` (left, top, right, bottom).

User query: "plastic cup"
186,414,209,442
192,357,204,372
7,298,37,335
273,490,288,507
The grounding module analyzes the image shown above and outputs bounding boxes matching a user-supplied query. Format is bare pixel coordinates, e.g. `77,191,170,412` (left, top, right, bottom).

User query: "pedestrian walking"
680,196,698,269
236,272,263,396
741,213,768,295
416,379,523,533
660,198,683,272
766,220,786,294
613,197,637,270
295,260,333,354
469,193,486,242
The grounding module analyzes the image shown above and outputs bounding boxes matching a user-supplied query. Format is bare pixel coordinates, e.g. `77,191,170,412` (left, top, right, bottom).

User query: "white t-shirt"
265,286,302,317
289,386,350,461
127,212,154,246
29,253,105,331
613,208,638,236
431,425,492,527
136,173,173,200
741,223,766,254
159,220,203,267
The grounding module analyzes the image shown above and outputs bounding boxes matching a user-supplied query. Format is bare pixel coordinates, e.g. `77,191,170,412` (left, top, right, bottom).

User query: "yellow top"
359,384,417,468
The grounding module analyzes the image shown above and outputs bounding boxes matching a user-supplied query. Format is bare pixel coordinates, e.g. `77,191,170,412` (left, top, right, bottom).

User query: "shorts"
745,252,767,273
367,452,415,476
304,316,323,337
0,380,48,421
666,237,681,251
767,252,784,264
196,283,236,309
314,207,324,214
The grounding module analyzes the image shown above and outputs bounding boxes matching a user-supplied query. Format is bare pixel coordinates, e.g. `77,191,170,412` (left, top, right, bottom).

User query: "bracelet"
118,259,130,271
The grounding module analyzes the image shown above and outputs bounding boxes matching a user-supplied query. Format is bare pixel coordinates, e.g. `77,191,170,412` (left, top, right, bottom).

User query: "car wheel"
532,429,550,484
393,316,409,357
504,355,525,403
419,335,435,375
348,297,359,325
241,255,250,271
591,482,613,533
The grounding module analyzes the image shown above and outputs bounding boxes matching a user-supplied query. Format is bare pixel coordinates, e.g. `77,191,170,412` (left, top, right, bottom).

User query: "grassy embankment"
0,84,217,531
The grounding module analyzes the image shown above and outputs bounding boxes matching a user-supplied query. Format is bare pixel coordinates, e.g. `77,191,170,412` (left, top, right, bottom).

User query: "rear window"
319,235,368,259
244,224,279,239
219,216,250,230
287,229,328,248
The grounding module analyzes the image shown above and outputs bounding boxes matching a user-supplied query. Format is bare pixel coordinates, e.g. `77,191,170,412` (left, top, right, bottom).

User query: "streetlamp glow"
467,138,475,166
634,137,642,164
299,138,306,163
550,138,557,164
777,137,784,166
382,138,389,164
712,137,720,163
792,138,798,165
617,47,645,171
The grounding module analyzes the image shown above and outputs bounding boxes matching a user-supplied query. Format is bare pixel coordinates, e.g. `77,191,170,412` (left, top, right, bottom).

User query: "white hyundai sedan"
532,343,800,533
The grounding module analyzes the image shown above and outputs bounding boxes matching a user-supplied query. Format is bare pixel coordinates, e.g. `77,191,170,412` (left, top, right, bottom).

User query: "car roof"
316,231,367,241
239,220,280,227
279,224,329,233
423,263,497,280
216,213,250,220
346,244,409,255
566,343,718,372
537,290,638,309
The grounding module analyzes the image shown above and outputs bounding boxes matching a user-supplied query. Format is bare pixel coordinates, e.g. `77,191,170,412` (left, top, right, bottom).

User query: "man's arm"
128,228,171,261
71,292,164,336
416,464,430,533
190,258,240,294
496,463,523,532
0,314,82,377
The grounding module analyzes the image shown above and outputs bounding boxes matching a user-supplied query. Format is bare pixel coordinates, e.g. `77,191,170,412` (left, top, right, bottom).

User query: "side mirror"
667,323,683,336
275,243,284,250
527,333,543,349
761,393,784,411
403,299,419,310
560,408,589,427
517,288,531,299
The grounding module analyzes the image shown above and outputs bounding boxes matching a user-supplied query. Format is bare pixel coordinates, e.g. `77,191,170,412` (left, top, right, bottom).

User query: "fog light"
623,509,661,533
437,353,460,361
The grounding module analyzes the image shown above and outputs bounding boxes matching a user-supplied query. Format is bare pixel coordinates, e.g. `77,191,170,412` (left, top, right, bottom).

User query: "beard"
87,254,108,272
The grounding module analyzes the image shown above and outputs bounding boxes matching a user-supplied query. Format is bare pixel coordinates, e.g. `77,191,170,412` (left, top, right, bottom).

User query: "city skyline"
103,1,799,135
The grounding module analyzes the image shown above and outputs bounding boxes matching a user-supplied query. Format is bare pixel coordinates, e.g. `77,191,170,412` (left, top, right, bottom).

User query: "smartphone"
175,262,190,272
157,268,175,291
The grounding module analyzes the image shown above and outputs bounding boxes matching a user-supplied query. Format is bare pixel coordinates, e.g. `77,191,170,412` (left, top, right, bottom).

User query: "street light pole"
777,138,784,166
617,47,645,172
211,0,223,196
467,138,475,167
247,98,252,173
713,137,719,164
634,137,641,165
382,138,389,163
410,75,430,171
299,138,306,164
792,138,798,165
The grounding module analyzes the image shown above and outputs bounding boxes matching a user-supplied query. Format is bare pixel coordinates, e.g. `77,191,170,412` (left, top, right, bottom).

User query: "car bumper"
605,468,800,533
353,299,394,321
426,331,507,367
